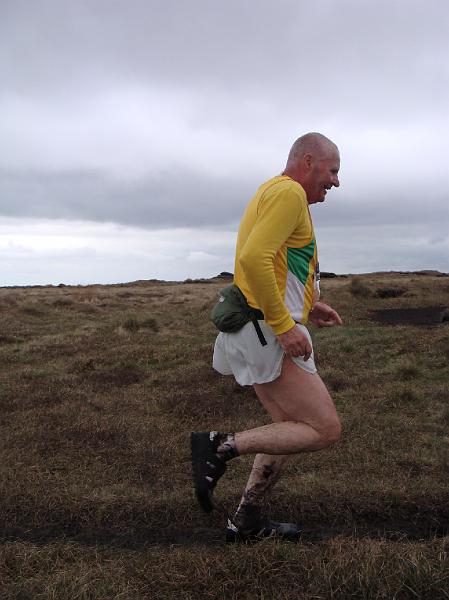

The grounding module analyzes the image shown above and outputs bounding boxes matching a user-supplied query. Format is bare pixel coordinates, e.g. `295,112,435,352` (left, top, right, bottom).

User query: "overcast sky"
1,0,448,286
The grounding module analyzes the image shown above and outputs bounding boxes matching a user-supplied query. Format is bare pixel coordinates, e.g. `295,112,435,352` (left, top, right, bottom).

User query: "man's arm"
238,184,315,358
238,186,304,335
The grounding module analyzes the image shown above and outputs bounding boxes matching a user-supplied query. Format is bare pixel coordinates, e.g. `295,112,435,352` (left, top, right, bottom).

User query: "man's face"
306,149,340,204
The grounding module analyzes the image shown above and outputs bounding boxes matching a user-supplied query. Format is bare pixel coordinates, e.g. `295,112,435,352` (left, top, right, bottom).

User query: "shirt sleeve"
238,184,304,335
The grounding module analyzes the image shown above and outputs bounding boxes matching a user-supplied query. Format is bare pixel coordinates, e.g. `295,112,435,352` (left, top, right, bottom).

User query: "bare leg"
235,357,341,455
233,380,290,527
191,358,341,519
233,357,341,528
233,453,289,528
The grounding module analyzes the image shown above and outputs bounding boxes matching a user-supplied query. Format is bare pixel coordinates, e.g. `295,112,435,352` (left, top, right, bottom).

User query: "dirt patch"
376,287,408,298
1,492,447,547
369,306,448,326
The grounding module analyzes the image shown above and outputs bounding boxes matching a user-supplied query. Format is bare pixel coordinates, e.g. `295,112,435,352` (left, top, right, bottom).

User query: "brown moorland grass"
0,273,448,599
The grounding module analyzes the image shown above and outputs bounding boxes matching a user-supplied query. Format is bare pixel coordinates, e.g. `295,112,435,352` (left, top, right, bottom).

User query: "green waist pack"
210,285,267,345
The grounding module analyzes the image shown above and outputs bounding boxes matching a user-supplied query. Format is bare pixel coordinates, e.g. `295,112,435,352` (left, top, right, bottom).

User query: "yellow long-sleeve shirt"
234,175,319,335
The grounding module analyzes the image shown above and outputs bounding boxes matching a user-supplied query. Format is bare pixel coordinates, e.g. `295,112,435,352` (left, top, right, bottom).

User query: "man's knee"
316,417,342,449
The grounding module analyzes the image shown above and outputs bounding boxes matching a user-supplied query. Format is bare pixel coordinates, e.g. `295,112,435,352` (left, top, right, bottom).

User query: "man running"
191,132,343,542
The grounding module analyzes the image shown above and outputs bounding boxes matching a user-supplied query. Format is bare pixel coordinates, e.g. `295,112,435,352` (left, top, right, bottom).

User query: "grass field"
0,272,448,599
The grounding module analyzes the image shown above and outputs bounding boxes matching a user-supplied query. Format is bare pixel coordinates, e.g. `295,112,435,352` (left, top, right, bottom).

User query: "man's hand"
308,301,343,328
277,325,312,360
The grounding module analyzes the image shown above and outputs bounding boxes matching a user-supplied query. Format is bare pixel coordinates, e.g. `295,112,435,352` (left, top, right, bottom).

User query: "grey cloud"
2,165,447,232
0,167,254,227
1,0,448,245
313,192,449,230
2,0,448,123
318,222,449,275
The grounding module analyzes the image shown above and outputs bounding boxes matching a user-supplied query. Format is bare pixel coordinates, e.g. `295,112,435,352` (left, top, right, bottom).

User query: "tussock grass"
0,273,448,598
122,316,140,332
394,361,421,379
376,286,408,298
52,297,75,308
141,317,159,332
349,276,373,297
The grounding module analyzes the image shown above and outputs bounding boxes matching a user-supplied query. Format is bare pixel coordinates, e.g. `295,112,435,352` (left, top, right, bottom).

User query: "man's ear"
303,153,313,170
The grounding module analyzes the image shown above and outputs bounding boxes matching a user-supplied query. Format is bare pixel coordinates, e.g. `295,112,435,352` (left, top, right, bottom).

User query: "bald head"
283,132,340,204
286,132,338,167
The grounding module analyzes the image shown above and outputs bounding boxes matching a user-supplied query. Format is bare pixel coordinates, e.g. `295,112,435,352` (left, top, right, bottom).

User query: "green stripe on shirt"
287,239,315,286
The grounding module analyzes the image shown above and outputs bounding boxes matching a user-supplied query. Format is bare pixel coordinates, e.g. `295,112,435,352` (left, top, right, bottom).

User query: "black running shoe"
190,431,227,513
225,518,301,543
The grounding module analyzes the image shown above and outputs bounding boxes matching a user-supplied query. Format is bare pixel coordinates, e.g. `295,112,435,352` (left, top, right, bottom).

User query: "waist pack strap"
242,297,266,347
251,316,267,347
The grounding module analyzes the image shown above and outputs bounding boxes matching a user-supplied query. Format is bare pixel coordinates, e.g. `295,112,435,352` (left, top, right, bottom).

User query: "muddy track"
1,494,447,548
369,306,448,326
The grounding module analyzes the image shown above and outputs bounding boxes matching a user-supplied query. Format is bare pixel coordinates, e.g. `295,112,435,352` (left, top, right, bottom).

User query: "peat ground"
0,272,448,599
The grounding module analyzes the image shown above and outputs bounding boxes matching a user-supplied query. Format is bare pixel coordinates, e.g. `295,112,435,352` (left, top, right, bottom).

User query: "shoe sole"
226,531,300,543
190,432,215,513
226,521,301,543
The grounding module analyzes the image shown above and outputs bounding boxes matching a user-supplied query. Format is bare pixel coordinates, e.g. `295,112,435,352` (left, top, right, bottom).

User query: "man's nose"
332,175,340,188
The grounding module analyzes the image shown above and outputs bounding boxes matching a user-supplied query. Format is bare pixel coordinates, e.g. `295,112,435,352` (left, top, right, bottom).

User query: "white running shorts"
212,321,317,386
